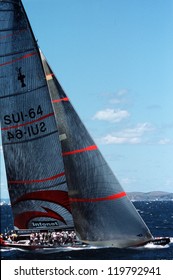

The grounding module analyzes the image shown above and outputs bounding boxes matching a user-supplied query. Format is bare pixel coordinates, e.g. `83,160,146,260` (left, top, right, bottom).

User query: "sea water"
0,201,173,260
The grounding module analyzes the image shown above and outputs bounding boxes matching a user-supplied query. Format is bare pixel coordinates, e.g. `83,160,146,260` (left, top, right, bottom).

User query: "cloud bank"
101,123,154,144
93,108,130,123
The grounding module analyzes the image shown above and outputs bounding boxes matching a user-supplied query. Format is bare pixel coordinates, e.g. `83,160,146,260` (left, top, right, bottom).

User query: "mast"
0,0,73,230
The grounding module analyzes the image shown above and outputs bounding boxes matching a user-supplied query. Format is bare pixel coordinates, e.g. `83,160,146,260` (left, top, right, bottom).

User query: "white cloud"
101,123,154,144
117,89,128,96
109,89,129,105
0,145,2,152
120,177,137,186
158,138,172,145
109,98,121,104
102,135,141,144
93,108,130,123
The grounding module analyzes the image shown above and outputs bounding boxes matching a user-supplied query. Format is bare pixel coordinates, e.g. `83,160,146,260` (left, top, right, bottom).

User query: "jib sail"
41,52,153,248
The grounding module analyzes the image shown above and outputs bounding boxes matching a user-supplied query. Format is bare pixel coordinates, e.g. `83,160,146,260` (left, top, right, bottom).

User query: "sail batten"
62,145,98,156
1,112,54,131
69,192,127,203
9,172,66,184
0,48,36,58
0,85,47,100
0,52,37,67
3,130,59,146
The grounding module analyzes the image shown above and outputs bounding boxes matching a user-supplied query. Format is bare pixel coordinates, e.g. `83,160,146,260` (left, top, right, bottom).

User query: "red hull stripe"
63,145,98,156
0,52,37,67
1,113,54,131
69,192,127,203
53,97,69,103
9,172,65,184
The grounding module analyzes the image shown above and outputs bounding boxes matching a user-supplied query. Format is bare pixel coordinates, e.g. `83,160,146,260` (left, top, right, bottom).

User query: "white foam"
143,243,170,249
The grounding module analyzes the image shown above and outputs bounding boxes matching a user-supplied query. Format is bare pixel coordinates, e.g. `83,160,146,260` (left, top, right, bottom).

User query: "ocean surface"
0,201,173,260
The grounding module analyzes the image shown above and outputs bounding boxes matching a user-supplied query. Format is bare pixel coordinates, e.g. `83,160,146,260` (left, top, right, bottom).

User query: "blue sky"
1,0,173,198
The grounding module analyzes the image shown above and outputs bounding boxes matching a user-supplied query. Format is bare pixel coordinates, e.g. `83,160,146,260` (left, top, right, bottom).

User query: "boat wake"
130,238,173,251
0,245,98,254
1,240,172,255
142,243,170,250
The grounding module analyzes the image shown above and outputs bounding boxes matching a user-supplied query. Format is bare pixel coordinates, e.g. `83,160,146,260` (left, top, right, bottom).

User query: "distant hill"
127,191,173,201
0,192,173,204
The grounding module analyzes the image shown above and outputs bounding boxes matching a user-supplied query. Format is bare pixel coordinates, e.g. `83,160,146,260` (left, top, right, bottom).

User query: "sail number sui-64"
3,105,47,141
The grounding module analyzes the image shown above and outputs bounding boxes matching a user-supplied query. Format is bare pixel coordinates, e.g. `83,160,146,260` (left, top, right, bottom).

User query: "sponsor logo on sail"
32,221,59,228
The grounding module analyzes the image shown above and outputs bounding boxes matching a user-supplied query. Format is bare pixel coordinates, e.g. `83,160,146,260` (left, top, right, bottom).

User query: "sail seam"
0,51,37,67
0,85,47,100
9,172,65,184
69,192,127,203
0,9,14,12
62,145,98,156
32,181,67,190
1,112,54,131
0,28,27,33
0,29,27,40
0,48,35,58
3,130,58,145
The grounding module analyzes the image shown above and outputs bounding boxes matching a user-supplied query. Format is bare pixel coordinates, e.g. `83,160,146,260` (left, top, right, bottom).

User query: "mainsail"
41,53,153,248
0,0,73,230
0,0,153,248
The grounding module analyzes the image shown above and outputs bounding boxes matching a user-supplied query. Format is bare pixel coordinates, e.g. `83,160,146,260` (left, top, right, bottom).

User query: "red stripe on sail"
69,192,127,203
53,97,69,103
9,172,65,184
0,52,37,67
14,207,67,229
1,113,54,131
63,145,98,156
13,190,71,213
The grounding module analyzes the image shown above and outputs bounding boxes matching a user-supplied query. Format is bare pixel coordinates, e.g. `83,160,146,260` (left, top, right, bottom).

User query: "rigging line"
0,47,35,58
3,130,58,145
1,112,54,131
0,85,47,100
8,172,65,185
69,192,127,203
0,51,37,67
62,145,98,156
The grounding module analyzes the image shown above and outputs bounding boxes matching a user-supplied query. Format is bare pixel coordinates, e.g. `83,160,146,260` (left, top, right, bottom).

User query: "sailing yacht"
0,0,170,250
